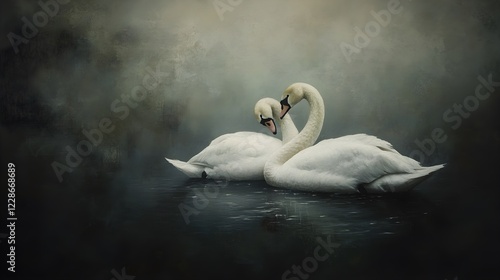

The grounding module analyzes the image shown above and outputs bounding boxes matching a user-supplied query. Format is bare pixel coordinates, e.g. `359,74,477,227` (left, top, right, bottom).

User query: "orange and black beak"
260,116,277,135
280,95,291,119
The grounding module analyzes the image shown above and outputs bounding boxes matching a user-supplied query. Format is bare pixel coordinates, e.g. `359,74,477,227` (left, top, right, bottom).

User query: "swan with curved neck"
261,83,445,193
266,83,325,170
166,98,298,180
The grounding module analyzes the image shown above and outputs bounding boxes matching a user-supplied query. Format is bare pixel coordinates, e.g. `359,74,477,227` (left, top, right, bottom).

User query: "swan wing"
188,132,281,180
281,138,421,190
332,133,401,154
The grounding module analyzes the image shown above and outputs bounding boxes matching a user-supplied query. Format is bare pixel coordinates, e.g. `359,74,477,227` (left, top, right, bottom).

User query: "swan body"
166,98,298,180
262,83,445,193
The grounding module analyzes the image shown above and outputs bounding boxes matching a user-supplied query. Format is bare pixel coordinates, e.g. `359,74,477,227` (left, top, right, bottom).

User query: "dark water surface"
10,159,500,280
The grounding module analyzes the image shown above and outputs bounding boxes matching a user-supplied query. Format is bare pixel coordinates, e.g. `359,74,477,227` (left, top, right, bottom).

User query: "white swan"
260,82,445,193
166,98,298,180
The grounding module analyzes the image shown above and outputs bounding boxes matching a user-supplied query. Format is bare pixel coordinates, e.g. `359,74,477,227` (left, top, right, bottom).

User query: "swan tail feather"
165,158,205,178
365,163,445,193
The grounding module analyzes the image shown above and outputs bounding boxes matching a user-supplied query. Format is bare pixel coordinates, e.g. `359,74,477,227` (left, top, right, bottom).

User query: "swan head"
254,98,278,135
279,83,306,119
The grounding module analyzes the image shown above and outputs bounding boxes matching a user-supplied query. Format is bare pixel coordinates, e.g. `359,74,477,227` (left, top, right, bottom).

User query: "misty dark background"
1,0,500,279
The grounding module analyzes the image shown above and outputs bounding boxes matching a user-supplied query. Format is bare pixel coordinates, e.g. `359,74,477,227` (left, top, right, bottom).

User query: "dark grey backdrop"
1,0,499,279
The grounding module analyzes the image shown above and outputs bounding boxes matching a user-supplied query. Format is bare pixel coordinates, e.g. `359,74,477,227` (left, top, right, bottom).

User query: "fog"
2,1,500,279
1,0,500,180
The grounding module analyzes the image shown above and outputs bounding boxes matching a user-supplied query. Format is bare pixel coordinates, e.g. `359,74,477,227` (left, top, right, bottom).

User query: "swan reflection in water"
173,178,437,239
156,178,439,275
122,175,445,278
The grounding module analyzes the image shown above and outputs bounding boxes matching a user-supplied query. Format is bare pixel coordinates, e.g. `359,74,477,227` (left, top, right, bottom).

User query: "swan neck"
268,100,298,144
279,114,298,144
265,85,325,175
